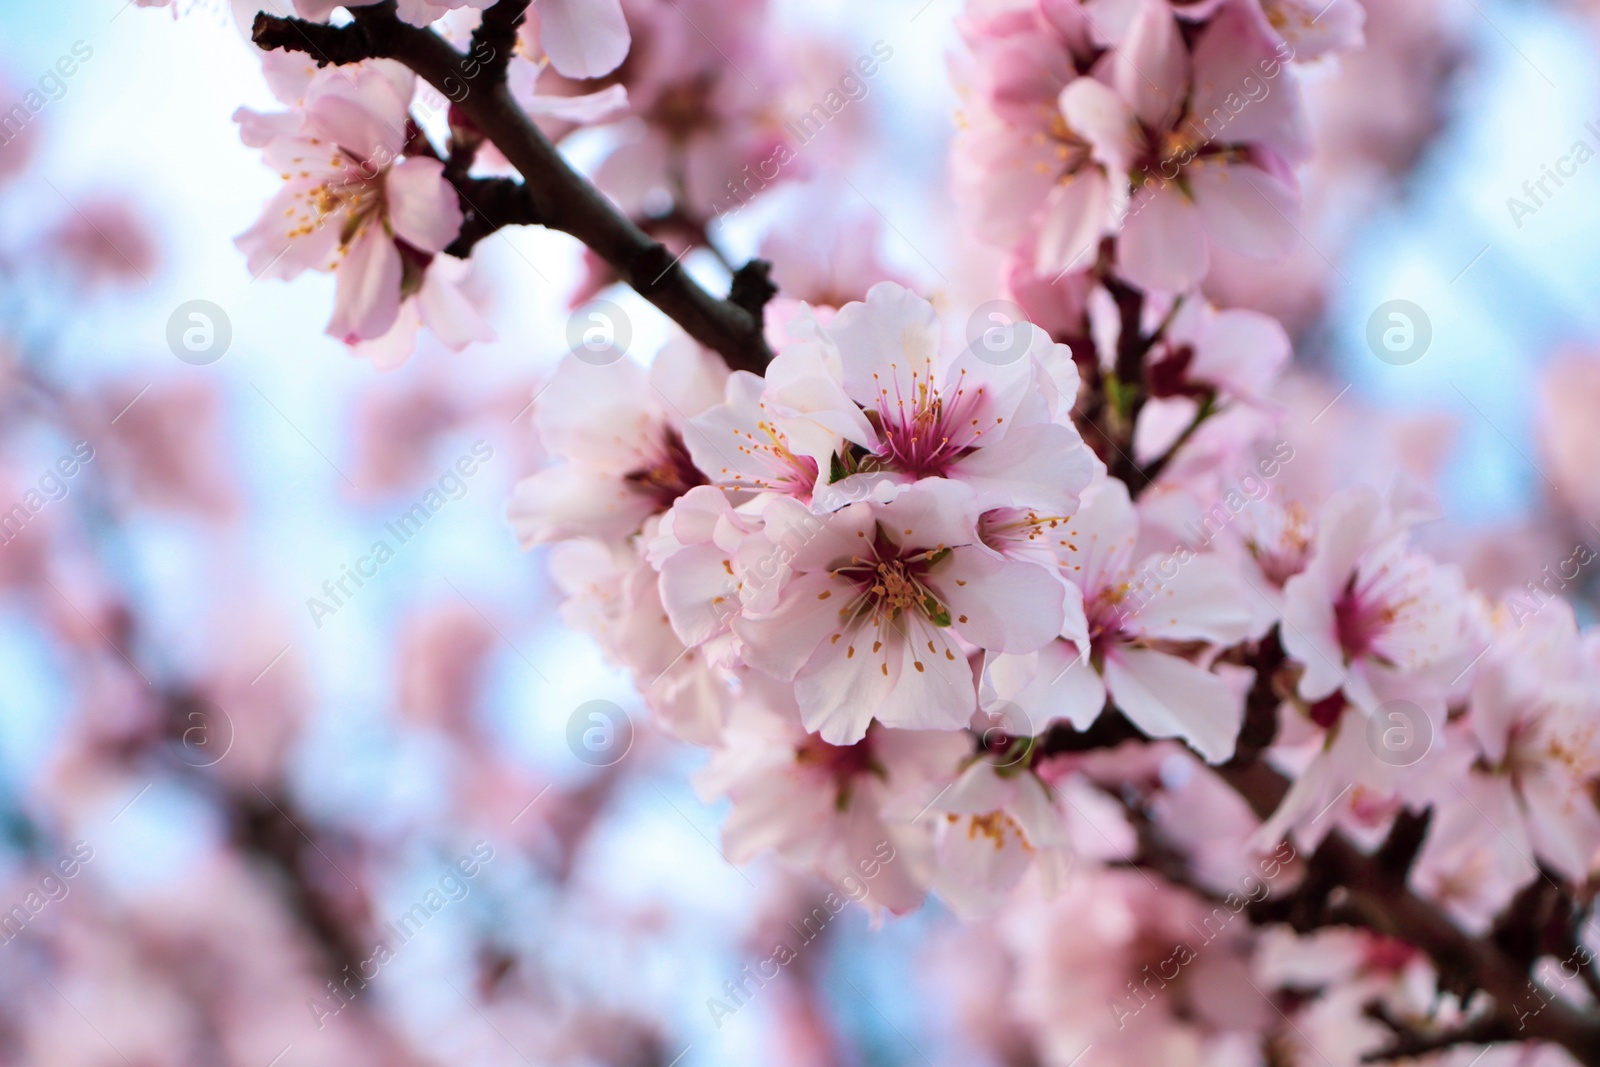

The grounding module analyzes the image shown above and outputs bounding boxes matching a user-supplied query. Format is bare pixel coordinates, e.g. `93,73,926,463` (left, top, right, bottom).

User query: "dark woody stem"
252,1,775,375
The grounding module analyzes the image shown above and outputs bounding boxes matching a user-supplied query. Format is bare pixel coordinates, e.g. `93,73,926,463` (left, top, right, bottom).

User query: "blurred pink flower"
1540,349,1600,525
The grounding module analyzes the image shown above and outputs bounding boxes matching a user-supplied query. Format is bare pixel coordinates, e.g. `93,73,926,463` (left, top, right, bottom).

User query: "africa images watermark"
309,840,495,1028
306,441,495,628
1505,119,1600,230
0,40,94,153
0,441,96,547
705,839,897,1029
1108,841,1296,1031
710,40,895,223
0,840,95,945
1111,439,1295,626
1503,539,1598,629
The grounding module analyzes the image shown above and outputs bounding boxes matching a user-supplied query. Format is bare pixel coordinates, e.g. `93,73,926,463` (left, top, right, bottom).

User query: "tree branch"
445,176,542,258
1032,652,1600,1064
1214,760,1600,1064
251,3,775,375
1360,1003,1514,1063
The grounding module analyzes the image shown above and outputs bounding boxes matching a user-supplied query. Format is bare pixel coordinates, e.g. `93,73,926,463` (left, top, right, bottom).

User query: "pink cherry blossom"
698,677,969,914
766,283,1096,516
582,0,794,218
952,5,1114,277
1071,0,1310,290
1279,483,1469,712
982,478,1264,762
234,61,464,343
1001,867,1273,1065
83,4,1600,1063
733,479,1066,744
508,340,726,545
1451,600,1600,884
920,759,1076,918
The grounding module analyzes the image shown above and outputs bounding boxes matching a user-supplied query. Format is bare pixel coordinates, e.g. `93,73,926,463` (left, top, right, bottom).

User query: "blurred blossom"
44,196,156,285
91,377,236,517
7,2,1600,1066
1540,348,1600,525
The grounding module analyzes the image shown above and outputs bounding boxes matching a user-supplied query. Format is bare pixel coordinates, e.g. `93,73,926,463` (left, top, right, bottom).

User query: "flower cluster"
188,0,1600,1063
954,0,1361,290
505,0,1600,1058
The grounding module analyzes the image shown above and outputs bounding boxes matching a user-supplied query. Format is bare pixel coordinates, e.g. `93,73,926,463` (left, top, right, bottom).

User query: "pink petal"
928,548,1065,653
828,282,942,407
1188,307,1290,393
415,259,494,349
234,179,342,281
1190,159,1300,262
658,542,739,647
981,640,1105,732
1033,168,1114,277
523,83,630,123
386,156,463,253
326,224,403,342
1104,646,1243,762
734,571,854,682
1118,181,1208,292
538,0,631,79
1058,77,1138,172
305,69,409,163
1107,0,1189,131
507,465,655,545
869,617,979,732
946,421,1095,516
792,628,901,744
1189,0,1310,162
1125,553,1262,646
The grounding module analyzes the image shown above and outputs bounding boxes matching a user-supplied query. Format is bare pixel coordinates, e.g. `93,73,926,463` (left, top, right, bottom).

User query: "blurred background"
1,0,1598,1064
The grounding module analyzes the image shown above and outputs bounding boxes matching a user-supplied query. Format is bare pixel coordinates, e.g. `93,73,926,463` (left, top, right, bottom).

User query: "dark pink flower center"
864,367,1000,478
624,427,708,509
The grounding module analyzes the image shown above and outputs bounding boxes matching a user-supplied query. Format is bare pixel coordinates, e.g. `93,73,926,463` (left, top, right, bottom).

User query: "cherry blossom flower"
733,479,1065,744
1279,483,1469,713
647,483,759,652
698,678,969,914
1140,294,1291,406
235,61,463,343
920,758,1076,918
1245,487,1475,848
1002,867,1273,1066
765,283,1096,515
508,341,726,546
952,4,1114,276
1071,0,1311,290
680,367,828,504
1254,928,1442,1066
582,0,793,217
1450,600,1600,884
982,479,1264,762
